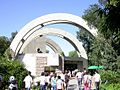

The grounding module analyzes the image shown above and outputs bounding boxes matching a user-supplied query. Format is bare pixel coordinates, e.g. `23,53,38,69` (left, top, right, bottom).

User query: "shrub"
101,83,120,90
0,57,27,90
100,70,120,84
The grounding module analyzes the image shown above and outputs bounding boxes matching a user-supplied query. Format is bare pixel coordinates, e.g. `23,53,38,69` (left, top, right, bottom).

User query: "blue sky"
0,0,98,55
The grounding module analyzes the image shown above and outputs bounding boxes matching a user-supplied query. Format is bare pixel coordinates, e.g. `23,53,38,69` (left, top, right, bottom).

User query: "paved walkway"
67,77,84,90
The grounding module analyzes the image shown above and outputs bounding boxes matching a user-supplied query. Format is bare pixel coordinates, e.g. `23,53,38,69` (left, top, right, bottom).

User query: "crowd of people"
0,68,101,90
76,68,101,90
23,70,70,90
22,69,101,90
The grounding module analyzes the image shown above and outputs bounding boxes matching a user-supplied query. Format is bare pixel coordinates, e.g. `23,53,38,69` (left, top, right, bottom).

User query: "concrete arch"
10,13,97,57
23,36,63,54
44,38,63,53
19,28,87,59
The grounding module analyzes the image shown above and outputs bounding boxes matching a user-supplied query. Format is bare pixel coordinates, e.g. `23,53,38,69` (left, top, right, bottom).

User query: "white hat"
9,76,15,82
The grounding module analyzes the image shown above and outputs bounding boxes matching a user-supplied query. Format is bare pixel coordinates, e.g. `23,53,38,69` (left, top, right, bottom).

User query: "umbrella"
88,66,99,69
98,66,104,69
88,65,104,69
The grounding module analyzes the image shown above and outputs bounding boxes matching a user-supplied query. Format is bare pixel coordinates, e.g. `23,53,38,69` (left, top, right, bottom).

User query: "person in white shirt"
94,71,101,90
91,75,96,90
83,71,90,90
59,72,65,89
67,70,71,78
51,73,57,90
59,72,65,82
40,72,46,90
76,70,83,86
57,76,63,90
23,71,33,90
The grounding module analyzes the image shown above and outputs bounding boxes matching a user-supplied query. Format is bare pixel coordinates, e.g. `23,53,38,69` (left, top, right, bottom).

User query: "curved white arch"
23,37,63,53
19,28,87,59
10,13,97,56
45,38,63,53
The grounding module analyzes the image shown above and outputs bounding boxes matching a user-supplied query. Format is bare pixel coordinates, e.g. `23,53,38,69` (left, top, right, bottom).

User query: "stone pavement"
67,77,84,90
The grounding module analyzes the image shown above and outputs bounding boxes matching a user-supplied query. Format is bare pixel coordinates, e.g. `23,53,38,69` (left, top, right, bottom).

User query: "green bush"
101,83,120,90
100,70,120,84
32,85,40,90
0,57,27,90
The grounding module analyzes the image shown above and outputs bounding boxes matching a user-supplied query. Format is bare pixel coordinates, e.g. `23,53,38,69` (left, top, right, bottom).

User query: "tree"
10,31,17,42
0,33,27,89
77,2,120,71
78,4,102,55
0,36,10,56
98,0,120,55
82,4,101,28
77,4,101,65
0,57,27,90
88,33,117,70
77,28,93,54
68,50,78,58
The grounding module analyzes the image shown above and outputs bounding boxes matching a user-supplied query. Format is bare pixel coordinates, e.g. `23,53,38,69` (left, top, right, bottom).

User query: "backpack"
84,76,89,87
84,80,89,87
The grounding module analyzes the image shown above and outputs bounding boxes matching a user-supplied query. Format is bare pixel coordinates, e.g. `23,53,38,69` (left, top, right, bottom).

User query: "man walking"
76,70,83,86
23,71,33,90
94,71,101,90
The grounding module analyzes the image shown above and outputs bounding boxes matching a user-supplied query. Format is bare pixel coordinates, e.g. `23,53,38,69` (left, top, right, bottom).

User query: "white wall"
21,54,36,76
18,53,59,76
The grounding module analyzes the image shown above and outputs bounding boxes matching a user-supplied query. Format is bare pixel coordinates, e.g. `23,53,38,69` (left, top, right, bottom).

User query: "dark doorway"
64,63,77,71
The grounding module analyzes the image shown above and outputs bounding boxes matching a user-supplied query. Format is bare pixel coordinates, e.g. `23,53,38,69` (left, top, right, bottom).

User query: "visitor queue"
76,68,101,90
0,70,69,90
0,69,101,90
23,70,70,90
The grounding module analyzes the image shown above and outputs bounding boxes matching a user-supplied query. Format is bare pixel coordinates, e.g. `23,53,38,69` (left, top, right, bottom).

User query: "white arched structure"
23,36,63,54
10,13,97,58
45,38,63,53
19,28,87,59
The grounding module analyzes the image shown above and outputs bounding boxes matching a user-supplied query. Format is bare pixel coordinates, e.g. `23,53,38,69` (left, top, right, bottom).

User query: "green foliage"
98,0,120,32
101,83,120,90
0,57,27,89
82,4,101,29
0,36,10,56
77,28,93,54
10,31,18,42
100,70,120,84
100,70,120,89
88,34,118,70
116,56,120,71
68,50,78,58
32,85,39,90
98,0,120,55
0,32,28,89
80,1,120,71
98,70,120,90
4,48,12,60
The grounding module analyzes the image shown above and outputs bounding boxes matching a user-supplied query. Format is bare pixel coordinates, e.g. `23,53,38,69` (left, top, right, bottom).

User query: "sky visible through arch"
0,0,98,56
